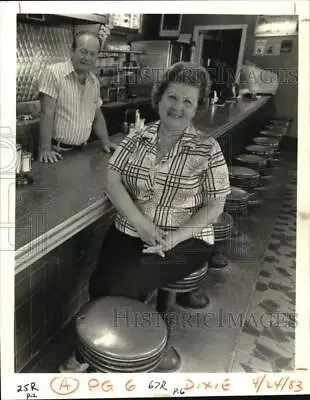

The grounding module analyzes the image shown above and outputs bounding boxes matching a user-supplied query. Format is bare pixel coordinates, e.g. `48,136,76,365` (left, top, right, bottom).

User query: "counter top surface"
15,96,270,272
194,96,270,138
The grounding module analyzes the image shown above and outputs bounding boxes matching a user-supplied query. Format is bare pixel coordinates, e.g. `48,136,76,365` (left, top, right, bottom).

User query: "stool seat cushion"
245,145,274,156
266,124,288,133
227,186,250,201
214,212,234,229
235,153,267,166
253,137,280,147
260,130,283,138
229,166,260,178
76,297,167,362
270,119,290,127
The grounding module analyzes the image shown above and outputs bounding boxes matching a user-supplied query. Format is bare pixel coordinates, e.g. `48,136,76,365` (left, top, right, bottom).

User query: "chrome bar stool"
234,154,268,172
245,144,277,174
156,263,209,370
252,136,281,167
210,212,234,269
261,120,288,146
266,120,290,134
76,296,168,372
224,186,250,237
156,264,209,314
259,129,284,160
245,144,275,159
253,136,280,150
261,118,290,150
234,153,271,189
229,165,262,207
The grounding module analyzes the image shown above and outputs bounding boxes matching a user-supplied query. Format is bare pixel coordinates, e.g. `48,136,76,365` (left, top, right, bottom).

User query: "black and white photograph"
1,2,308,391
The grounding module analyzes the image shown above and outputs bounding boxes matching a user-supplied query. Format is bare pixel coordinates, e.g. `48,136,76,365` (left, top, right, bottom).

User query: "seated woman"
60,61,231,373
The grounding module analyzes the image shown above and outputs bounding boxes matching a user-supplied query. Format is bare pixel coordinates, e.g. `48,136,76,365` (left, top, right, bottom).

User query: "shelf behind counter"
15,95,272,274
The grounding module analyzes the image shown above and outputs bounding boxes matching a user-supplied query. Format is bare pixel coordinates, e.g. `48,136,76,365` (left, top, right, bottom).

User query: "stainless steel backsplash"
17,23,73,102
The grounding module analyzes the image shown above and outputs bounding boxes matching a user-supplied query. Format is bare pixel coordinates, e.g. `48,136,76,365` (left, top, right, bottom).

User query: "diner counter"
15,95,271,273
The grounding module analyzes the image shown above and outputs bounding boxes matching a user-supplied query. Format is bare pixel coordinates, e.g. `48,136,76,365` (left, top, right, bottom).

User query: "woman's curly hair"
151,62,211,113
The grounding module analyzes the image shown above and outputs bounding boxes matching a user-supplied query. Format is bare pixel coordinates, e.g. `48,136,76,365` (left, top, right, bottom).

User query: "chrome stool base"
153,346,182,373
210,251,228,269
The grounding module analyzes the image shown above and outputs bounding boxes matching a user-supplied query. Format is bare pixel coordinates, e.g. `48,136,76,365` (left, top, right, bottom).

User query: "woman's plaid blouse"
108,121,231,245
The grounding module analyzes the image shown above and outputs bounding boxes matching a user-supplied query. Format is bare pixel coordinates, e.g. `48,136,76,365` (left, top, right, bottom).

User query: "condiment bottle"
140,118,145,133
129,123,135,135
135,109,140,131
21,151,32,173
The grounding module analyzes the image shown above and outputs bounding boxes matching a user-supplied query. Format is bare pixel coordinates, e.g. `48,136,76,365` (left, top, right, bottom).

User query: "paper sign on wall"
254,39,267,56
265,40,282,56
254,38,293,56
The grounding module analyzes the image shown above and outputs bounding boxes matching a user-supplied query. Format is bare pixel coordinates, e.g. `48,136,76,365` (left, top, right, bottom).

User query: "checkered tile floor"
230,164,296,372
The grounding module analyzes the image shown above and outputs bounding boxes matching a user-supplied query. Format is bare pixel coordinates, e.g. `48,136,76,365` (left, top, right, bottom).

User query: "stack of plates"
76,297,168,373
229,166,260,188
163,264,208,292
213,212,234,242
225,186,250,212
234,154,267,171
245,145,275,158
253,137,280,148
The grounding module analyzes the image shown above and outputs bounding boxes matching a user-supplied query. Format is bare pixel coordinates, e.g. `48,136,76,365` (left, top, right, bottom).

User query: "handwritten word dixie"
184,378,231,391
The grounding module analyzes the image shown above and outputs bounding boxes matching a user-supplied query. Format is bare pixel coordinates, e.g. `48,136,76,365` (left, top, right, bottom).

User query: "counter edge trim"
15,197,115,275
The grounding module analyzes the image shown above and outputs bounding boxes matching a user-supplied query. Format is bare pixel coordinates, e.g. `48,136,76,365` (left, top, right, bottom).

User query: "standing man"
38,30,117,163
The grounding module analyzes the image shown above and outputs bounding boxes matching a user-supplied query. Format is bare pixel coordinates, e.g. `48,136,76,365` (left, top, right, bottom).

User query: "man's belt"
52,139,87,150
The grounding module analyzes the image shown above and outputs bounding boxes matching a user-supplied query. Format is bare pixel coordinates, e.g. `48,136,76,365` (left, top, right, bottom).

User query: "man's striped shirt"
38,59,102,145
108,121,231,245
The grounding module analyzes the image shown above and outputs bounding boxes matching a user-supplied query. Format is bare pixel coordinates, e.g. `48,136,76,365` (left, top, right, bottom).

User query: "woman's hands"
142,231,181,257
135,217,168,247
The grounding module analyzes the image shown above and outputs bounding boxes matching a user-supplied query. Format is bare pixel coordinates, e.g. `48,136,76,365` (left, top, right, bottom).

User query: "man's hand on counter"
39,149,63,163
101,139,118,153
